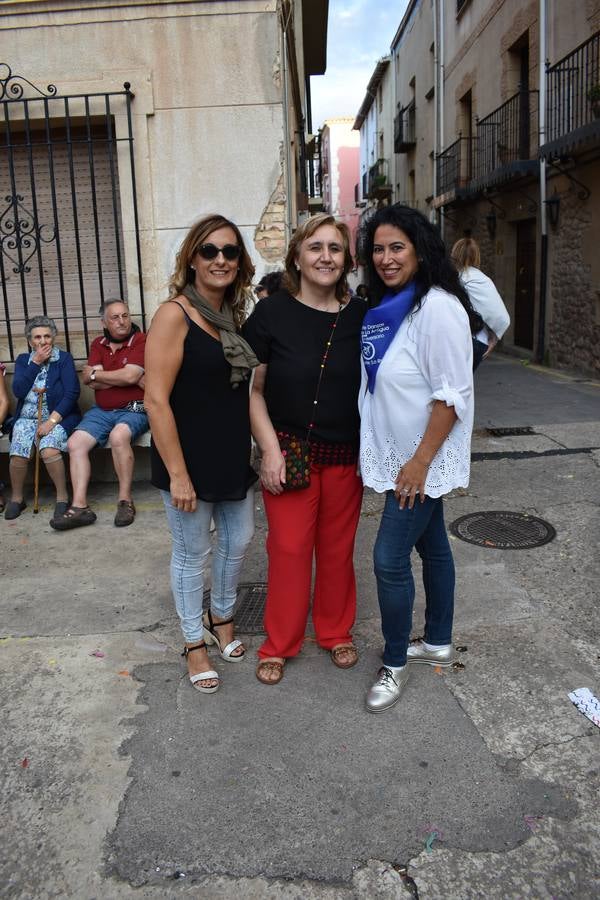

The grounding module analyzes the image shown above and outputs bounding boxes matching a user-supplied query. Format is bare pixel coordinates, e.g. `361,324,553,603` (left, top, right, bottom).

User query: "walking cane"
33,388,46,514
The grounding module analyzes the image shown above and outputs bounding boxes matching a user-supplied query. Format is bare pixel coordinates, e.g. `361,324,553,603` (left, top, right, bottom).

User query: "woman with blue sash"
359,205,481,713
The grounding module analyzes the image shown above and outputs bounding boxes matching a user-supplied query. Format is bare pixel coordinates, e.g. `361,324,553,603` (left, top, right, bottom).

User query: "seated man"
51,299,148,530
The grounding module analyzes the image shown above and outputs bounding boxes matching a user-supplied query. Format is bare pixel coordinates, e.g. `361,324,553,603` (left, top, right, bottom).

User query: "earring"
191,265,196,271
295,264,300,272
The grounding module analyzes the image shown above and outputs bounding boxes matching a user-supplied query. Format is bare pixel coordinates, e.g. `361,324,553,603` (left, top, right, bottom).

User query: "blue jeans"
161,490,255,643
76,406,149,446
373,491,455,666
472,337,488,371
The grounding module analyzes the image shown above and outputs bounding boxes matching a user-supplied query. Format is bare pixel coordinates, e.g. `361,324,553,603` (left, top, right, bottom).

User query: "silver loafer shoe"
406,640,454,667
366,665,409,713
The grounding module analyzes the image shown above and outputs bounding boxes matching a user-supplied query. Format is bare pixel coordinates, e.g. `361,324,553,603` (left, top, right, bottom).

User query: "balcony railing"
394,103,416,153
545,30,600,145
472,90,538,181
436,135,474,196
367,158,392,199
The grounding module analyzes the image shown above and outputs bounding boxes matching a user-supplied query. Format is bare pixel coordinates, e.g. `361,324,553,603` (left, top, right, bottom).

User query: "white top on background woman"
452,237,510,368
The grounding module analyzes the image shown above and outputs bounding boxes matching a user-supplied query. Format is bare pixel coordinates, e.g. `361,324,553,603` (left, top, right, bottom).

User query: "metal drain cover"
203,582,267,634
449,511,556,549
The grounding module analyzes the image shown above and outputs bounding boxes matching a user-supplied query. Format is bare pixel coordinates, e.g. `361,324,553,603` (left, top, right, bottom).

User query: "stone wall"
547,182,600,374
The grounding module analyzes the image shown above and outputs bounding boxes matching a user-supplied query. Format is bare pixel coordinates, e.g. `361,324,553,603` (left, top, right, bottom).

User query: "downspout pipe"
434,0,445,236
433,0,439,218
280,13,294,244
537,0,548,363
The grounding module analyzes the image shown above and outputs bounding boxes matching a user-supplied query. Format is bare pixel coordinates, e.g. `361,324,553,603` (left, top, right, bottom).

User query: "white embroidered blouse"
359,286,474,497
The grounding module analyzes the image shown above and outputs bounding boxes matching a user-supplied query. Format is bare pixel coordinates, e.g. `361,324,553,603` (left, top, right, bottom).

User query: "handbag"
277,432,311,491
277,302,343,492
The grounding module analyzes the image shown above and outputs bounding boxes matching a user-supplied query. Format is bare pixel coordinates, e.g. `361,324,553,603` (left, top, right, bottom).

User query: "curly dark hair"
361,204,483,334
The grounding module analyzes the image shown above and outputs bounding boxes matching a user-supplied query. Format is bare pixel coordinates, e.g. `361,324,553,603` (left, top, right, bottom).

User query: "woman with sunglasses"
144,214,259,694
243,213,365,685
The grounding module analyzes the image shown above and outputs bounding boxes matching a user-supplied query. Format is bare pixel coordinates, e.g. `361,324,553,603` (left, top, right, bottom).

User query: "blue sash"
361,282,416,393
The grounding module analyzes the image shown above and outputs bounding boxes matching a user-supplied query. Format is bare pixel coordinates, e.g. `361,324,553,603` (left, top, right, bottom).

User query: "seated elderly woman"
5,316,80,522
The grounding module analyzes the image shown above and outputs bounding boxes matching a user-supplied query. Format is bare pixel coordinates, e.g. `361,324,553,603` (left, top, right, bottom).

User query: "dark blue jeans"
472,337,488,371
373,491,455,666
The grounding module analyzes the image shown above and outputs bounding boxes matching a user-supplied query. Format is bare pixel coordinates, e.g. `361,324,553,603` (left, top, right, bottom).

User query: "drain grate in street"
449,511,556,549
203,582,267,634
486,426,535,437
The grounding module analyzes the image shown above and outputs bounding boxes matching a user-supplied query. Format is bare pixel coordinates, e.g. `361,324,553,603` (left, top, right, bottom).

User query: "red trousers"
258,462,363,659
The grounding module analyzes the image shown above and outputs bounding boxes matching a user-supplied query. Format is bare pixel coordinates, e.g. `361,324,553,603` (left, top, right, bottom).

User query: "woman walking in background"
144,214,258,695
5,317,80,523
244,213,365,686
359,205,477,713
451,237,510,370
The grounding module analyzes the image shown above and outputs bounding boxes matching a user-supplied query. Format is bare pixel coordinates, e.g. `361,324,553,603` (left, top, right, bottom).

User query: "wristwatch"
90,368,96,382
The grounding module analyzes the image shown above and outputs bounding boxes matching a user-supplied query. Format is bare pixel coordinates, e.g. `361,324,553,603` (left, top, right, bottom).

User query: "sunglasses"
196,243,241,261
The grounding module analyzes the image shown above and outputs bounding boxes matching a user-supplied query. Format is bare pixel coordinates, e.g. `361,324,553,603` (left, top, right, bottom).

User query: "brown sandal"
256,659,285,685
331,644,359,669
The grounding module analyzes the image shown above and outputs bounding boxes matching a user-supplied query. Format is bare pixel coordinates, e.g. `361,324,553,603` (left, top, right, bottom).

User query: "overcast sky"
309,0,410,130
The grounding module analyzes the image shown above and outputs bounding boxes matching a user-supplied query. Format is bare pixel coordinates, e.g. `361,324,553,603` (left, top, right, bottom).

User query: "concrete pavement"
1,354,599,899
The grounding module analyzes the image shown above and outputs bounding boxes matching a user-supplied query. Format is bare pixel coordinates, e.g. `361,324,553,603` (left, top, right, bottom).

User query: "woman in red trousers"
243,213,365,684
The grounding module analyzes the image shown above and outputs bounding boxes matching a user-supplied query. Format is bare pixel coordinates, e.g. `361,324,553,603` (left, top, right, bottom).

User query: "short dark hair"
257,271,283,296
361,204,483,333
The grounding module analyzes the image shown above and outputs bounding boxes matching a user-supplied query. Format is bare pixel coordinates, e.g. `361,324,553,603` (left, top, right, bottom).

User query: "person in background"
144,214,258,695
355,283,369,303
451,237,510,370
244,213,365,686
51,299,148,530
0,360,12,513
4,317,80,523
359,205,477,714
255,270,283,301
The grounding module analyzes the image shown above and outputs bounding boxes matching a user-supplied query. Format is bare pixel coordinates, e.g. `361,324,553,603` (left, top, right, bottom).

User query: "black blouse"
243,290,365,445
151,310,257,502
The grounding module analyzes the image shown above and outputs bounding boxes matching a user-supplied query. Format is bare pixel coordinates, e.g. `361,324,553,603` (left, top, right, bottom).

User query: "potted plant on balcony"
587,84,600,119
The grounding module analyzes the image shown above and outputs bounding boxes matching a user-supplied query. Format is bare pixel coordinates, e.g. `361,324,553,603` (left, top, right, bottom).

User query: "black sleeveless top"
150,303,257,502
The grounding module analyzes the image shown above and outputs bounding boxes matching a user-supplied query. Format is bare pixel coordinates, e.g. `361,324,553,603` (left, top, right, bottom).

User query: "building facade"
0,0,328,363
319,117,360,266
355,0,600,375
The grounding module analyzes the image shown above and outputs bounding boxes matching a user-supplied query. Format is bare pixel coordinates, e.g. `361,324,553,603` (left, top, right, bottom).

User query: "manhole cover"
203,582,267,634
449,511,556,549
486,426,535,437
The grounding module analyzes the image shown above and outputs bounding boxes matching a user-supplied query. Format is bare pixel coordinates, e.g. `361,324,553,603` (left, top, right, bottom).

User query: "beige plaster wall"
444,0,540,145
0,0,288,321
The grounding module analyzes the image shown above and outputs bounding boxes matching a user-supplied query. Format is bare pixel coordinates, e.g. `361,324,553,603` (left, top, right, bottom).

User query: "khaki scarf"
182,284,259,387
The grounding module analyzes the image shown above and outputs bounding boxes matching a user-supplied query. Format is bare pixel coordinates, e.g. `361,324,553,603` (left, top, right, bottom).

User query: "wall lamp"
485,208,497,239
545,193,560,228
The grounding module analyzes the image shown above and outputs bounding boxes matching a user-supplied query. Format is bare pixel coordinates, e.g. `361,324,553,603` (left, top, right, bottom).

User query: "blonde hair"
169,214,255,328
283,213,353,301
451,237,480,272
